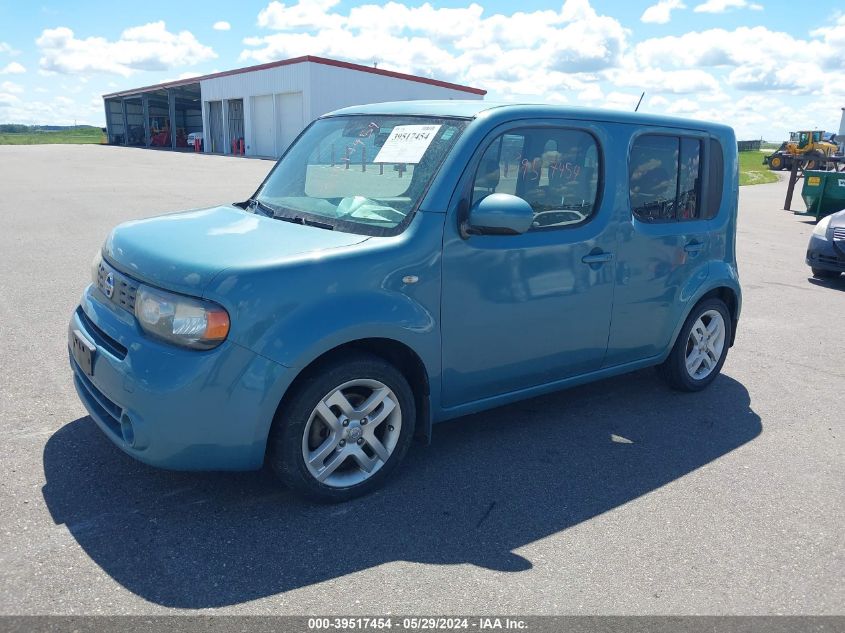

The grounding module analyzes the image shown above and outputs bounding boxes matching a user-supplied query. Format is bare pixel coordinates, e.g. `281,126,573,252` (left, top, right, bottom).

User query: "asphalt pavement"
0,145,842,614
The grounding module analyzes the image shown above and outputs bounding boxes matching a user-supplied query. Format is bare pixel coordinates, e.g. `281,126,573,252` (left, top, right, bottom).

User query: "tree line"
0,124,104,133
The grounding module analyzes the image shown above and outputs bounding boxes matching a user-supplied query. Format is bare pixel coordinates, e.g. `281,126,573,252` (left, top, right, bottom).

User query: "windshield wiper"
273,215,335,231
249,198,335,230
247,197,277,217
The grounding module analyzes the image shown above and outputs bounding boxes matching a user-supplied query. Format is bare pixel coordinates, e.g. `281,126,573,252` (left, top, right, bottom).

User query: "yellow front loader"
764,131,838,170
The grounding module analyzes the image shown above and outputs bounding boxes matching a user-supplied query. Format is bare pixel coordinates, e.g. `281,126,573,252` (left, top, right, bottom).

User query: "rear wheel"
805,151,825,171
812,267,841,279
658,298,732,392
269,353,416,503
768,154,783,170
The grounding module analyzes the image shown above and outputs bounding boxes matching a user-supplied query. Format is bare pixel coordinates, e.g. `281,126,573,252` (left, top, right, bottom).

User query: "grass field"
0,127,105,145
739,150,779,186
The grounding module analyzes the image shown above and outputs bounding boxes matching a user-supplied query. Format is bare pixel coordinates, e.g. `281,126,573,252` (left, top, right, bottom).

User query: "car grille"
76,307,128,360
818,254,845,269
96,259,139,314
71,358,123,437
833,227,845,240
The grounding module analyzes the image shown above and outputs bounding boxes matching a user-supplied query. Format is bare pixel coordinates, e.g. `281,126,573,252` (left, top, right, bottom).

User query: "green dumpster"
800,170,845,220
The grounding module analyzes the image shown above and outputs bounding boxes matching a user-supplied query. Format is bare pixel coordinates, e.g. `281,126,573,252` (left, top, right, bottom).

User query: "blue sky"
1,0,843,140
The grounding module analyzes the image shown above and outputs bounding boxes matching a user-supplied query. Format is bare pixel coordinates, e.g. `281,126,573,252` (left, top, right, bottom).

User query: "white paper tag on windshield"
373,125,441,164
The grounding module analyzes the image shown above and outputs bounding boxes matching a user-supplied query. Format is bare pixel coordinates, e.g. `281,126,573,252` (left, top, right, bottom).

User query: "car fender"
267,290,439,372
662,261,741,361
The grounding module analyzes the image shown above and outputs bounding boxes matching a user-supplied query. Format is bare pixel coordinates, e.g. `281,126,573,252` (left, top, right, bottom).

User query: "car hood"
103,205,369,295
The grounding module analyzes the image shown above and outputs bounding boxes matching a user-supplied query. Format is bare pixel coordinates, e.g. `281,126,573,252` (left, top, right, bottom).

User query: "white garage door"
275,92,304,155
251,95,275,157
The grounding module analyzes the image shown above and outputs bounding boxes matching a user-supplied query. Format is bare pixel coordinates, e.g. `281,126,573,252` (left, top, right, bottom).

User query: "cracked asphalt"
0,145,842,614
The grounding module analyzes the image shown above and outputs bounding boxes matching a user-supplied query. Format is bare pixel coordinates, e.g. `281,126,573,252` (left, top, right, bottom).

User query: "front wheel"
269,353,416,503
658,298,732,392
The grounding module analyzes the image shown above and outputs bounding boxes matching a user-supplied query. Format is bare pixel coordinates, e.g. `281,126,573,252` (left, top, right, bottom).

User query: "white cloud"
607,67,721,94
257,0,345,30
1,81,24,94
36,22,216,76
0,98,89,125
665,98,700,114
242,0,630,91
632,25,845,96
347,2,485,45
635,26,817,69
213,21,231,31
641,0,686,24
810,14,845,70
577,84,604,103
693,0,763,13
0,42,20,56
0,61,26,74
727,61,828,94
603,91,644,110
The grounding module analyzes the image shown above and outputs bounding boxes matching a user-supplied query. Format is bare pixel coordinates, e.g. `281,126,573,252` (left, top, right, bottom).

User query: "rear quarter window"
630,133,723,223
629,135,681,222
704,138,724,220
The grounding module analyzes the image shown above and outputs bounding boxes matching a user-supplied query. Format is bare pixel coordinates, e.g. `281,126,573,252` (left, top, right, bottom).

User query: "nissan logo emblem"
104,272,115,299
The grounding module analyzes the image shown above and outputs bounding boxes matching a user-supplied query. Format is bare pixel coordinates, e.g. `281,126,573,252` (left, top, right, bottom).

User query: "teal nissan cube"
69,101,741,502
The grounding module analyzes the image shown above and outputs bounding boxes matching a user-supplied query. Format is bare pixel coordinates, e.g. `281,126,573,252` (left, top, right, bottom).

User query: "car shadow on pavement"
42,370,760,608
807,276,845,291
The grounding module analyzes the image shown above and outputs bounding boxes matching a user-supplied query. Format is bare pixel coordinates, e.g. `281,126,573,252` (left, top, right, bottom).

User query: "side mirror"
464,193,534,236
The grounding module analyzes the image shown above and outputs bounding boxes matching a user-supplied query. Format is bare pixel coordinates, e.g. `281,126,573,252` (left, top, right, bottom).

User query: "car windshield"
255,115,469,235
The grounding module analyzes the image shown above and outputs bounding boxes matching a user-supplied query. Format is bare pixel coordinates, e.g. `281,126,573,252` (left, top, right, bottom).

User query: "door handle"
684,241,704,253
581,252,613,264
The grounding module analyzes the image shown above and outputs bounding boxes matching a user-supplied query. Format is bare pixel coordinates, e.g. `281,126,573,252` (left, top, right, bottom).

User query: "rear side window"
471,127,601,230
630,134,703,222
704,139,724,219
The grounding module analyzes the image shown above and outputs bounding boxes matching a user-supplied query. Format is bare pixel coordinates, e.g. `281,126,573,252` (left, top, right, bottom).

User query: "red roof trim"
102,55,486,99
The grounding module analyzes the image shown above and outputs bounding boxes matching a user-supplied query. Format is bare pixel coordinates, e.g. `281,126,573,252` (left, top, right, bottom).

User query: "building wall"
307,63,482,122
200,62,310,157
198,61,482,158
104,99,124,143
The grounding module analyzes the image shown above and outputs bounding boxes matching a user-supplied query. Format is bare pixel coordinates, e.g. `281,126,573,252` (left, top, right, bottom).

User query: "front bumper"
68,284,291,470
806,234,845,273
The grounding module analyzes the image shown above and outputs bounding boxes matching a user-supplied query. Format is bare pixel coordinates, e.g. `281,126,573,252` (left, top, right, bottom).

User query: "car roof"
325,100,500,119
323,100,734,135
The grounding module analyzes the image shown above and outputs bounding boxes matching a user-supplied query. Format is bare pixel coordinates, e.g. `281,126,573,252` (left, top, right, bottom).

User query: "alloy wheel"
301,378,402,488
684,309,726,380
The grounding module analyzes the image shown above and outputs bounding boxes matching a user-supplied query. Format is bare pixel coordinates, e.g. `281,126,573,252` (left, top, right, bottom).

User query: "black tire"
658,298,732,392
768,154,783,170
268,352,416,503
812,268,841,279
805,151,824,171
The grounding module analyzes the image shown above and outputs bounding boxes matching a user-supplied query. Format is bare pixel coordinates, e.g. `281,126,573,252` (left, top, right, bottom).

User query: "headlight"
134,284,230,350
812,214,832,238
91,250,103,285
